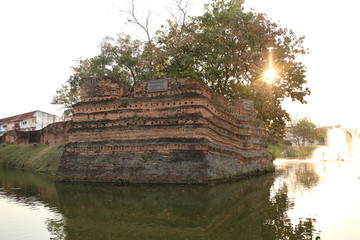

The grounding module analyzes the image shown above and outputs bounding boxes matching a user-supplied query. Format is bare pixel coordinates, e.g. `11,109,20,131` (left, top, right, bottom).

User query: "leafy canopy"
290,117,317,145
52,0,310,141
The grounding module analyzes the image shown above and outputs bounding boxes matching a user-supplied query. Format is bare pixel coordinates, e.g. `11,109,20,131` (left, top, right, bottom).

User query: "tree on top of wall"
51,0,310,142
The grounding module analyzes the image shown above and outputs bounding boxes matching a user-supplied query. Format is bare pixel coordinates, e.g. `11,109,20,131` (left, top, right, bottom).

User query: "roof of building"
0,111,38,123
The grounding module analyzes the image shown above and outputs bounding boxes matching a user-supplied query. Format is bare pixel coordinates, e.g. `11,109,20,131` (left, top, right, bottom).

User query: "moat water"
1,160,360,240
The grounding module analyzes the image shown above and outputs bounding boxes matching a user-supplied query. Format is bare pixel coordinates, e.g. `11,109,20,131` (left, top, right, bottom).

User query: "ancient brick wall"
57,77,273,183
39,121,71,144
0,121,71,145
0,130,40,144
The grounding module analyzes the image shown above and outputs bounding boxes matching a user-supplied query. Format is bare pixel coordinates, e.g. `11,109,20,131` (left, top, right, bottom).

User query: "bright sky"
1,0,359,128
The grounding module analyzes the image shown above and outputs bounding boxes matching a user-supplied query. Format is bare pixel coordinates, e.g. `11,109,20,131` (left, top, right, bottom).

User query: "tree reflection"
46,218,67,240
295,163,320,190
279,162,321,193
1,164,323,240
262,184,321,240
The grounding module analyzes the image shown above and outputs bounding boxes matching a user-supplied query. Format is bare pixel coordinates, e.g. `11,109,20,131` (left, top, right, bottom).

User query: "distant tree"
52,0,310,141
315,126,328,145
291,118,317,145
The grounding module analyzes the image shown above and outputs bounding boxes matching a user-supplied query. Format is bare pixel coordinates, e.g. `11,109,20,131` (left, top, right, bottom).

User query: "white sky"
1,0,359,128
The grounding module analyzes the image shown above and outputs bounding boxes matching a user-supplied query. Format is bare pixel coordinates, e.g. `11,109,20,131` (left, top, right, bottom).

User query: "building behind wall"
0,110,60,135
0,123,5,136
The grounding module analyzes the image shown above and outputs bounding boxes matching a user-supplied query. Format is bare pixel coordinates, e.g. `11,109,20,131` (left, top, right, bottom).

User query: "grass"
0,143,66,174
269,144,318,159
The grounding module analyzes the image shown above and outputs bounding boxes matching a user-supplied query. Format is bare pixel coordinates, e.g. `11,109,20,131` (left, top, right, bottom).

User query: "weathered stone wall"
0,130,40,144
39,121,71,144
0,121,71,145
57,77,273,183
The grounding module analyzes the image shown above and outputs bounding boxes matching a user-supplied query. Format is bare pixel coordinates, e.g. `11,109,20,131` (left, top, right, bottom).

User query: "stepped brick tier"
57,78,273,183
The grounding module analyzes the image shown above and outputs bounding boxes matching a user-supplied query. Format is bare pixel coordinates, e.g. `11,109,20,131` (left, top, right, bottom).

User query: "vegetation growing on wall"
52,0,310,142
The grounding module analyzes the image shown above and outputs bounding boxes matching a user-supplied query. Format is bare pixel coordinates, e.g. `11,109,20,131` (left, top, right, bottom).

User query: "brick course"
57,78,273,183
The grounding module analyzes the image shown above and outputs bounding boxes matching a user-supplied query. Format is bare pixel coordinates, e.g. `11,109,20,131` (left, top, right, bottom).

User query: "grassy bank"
0,143,317,175
0,143,66,174
269,144,318,159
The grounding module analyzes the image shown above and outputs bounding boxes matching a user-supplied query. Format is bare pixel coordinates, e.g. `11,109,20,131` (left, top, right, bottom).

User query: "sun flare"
263,67,277,84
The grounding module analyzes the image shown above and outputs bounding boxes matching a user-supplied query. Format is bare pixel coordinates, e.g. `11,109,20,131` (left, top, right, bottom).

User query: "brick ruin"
0,121,71,145
57,78,273,183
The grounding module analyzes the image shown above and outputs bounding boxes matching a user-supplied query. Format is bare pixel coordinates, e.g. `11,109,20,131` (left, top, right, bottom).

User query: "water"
1,160,360,240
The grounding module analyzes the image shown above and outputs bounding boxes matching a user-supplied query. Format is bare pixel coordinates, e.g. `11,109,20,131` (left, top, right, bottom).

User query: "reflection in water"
46,217,66,240
275,160,320,195
0,167,65,240
5,160,360,239
54,177,275,240
263,184,320,240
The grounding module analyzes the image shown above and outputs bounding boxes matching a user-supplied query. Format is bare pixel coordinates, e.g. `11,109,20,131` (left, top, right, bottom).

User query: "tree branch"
125,0,152,44
169,0,189,33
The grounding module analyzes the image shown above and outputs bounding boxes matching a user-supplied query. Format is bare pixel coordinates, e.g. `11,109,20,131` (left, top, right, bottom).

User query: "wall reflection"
0,163,323,240
54,176,274,240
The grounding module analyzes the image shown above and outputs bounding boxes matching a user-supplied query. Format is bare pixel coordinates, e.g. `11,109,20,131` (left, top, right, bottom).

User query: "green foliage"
268,144,288,159
71,34,148,90
156,0,309,141
291,117,317,145
315,126,328,145
269,144,318,159
52,0,310,141
0,144,65,174
283,145,317,159
51,74,80,117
